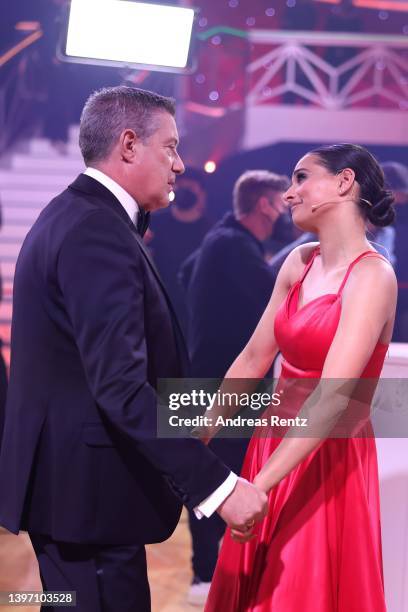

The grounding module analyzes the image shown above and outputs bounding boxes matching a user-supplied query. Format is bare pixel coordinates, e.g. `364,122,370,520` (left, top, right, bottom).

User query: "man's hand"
216,477,268,532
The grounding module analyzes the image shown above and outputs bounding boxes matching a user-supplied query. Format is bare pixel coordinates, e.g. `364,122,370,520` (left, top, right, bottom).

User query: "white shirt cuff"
193,472,238,519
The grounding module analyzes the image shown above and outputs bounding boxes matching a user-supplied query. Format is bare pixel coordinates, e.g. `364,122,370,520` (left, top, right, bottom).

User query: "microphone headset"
310,197,373,213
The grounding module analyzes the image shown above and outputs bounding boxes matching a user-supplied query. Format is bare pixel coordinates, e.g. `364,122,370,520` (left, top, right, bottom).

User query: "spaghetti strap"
338,251,389,295
299,246,320,283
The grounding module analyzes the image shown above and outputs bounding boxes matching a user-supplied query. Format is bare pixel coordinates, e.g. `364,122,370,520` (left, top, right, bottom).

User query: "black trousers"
30,534,150,612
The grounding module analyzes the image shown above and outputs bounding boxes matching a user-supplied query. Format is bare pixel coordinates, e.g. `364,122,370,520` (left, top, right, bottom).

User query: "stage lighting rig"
60,0,195,73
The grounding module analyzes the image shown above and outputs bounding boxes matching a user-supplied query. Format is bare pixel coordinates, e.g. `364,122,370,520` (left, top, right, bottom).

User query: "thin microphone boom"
311,198,357,213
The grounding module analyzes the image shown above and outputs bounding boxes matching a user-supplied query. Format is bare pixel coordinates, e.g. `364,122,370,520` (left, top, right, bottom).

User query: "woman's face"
284,153,340,231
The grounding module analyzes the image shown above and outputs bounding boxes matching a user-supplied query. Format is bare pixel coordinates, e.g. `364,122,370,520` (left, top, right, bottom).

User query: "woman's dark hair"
310,143,395,227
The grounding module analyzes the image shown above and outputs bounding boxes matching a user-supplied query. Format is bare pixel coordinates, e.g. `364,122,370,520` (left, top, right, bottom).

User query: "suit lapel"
131,229,189,369
69,174,134,227
69,174,189,368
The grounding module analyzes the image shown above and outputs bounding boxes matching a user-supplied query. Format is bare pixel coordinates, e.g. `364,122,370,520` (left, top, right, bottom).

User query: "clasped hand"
217,477,268,543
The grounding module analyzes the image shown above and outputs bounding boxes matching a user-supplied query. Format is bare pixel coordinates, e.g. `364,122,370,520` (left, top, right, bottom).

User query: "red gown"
205,247,388,612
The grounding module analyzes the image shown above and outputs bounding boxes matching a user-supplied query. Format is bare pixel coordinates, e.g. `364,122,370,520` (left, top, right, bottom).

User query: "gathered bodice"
274,246,389,378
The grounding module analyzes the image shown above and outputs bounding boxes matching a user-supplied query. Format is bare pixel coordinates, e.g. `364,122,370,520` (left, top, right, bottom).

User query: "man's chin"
147,197,171,212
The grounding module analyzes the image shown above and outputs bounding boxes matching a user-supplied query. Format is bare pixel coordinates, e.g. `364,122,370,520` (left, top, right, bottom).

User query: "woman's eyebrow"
293,167,307,177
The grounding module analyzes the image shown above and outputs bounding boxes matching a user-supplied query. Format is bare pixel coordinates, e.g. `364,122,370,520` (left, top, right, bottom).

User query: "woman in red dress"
204,144,397,611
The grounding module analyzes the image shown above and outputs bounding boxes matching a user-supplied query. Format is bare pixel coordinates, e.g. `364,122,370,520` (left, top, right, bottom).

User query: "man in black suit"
0,87,267,611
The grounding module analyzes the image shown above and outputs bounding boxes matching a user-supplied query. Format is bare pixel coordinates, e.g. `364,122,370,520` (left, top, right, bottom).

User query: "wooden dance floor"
0,511,204,611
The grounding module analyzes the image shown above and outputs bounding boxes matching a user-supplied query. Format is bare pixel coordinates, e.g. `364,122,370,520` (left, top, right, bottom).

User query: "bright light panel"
65,0,195,69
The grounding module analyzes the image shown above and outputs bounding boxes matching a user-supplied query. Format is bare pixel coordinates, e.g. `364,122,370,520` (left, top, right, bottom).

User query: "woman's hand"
229,478,269,543
230,525,257,543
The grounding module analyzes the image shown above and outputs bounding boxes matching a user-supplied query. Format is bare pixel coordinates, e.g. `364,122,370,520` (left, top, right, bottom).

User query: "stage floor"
0,511,204,611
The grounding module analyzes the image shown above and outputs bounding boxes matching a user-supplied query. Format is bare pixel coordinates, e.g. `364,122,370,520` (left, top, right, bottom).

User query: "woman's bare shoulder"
347,253,397,293
295,241,320,263
280,241,319,284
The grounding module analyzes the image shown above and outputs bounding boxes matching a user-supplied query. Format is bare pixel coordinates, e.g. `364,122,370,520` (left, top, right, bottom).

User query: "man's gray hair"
233,170,290,217
79,86,176,165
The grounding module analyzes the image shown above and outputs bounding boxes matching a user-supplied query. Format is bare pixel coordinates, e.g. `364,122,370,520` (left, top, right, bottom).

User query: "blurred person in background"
149,168,212,335
382,161,408,341
180,170,289,605
185,170,290,379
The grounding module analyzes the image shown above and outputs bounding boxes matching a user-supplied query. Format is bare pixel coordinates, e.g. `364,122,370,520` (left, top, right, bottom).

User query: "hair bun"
366,190,395,227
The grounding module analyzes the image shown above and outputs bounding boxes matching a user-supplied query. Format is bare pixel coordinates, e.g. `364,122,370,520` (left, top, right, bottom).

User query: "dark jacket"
183,213,276,378
0,174,229,546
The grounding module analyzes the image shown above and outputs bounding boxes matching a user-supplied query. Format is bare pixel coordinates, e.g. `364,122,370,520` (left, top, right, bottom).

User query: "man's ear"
119,129,142,162
258,195,270,214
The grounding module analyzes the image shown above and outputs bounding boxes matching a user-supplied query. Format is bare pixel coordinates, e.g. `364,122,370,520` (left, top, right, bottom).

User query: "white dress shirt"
82,168,238,518
84,167,139,226
194,471,238,519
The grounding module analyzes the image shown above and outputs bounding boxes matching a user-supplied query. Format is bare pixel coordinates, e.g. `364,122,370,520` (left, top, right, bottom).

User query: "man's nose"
173,152,185,175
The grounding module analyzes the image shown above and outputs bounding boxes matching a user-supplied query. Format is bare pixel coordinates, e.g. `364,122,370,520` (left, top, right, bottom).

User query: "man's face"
260,190,287,237
129,112,185,211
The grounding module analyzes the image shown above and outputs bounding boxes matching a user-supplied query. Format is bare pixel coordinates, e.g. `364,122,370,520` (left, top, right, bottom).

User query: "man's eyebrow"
165,137,179,146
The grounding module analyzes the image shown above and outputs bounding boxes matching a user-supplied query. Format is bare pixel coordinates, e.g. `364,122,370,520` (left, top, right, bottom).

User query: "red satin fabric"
205,248,388,612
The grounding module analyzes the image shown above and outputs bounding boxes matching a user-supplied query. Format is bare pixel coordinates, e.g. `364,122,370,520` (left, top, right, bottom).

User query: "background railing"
247,30,408,110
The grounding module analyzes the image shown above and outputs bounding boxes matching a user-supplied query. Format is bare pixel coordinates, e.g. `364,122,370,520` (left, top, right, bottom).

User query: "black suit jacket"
0,174,229,546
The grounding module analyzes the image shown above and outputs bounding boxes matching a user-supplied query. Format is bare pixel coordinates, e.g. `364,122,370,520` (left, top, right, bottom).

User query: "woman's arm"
197,243,317,440
224,243,318,378
253,257,397,494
